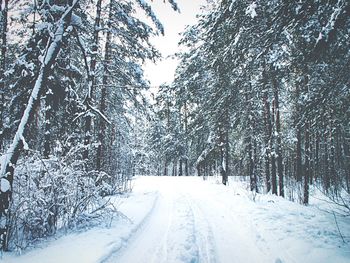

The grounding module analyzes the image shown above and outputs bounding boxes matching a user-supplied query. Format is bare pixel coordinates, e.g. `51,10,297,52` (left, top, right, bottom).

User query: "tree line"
150,0,349,208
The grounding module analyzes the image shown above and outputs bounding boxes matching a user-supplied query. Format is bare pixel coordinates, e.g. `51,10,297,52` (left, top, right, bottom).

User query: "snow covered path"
4,176,350,263
103,178,220,263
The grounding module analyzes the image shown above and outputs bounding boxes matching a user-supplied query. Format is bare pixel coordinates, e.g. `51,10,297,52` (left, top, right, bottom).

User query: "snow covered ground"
3,176,350,263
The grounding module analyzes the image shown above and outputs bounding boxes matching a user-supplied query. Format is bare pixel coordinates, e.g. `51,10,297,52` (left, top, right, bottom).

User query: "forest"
0,0,349,255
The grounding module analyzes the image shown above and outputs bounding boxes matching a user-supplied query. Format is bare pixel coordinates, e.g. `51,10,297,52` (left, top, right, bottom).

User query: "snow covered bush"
7,152,116,250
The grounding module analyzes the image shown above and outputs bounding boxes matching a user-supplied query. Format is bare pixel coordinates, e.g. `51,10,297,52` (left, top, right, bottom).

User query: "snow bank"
3,176,350,263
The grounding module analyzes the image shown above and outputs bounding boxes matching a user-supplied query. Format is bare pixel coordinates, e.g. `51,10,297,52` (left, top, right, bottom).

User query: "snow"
0,0,80,180
233,28,241,46
3,176,350,263
246,2,257,19
70,14,83,27
50,5,66,13
315,0,343,46
137,0,165,35
20,135,29,150
0,178,10,192
229,0,236,12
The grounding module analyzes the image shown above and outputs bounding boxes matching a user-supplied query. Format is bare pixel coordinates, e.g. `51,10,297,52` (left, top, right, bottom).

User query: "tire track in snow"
189,192,268,263
99,192,161,263
103,177,288,263
184,193,218,263
151,196,174,263
101,188,204,263
161,194,200,263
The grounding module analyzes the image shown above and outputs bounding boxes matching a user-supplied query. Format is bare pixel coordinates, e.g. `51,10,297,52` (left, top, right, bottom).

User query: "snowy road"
103,179,220,263
4,176,350,263
101,177,349,263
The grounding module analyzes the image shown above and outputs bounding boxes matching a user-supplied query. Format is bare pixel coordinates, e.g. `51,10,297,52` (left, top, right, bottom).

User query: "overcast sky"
143,0,206,88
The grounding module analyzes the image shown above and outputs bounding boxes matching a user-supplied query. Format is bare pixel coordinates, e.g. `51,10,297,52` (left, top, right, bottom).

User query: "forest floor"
3,176,350,263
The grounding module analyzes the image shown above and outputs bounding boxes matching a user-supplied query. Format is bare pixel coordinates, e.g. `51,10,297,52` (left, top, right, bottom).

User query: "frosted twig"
333,211,346,244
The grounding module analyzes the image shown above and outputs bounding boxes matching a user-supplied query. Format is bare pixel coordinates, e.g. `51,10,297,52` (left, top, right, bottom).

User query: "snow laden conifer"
156,0,350,209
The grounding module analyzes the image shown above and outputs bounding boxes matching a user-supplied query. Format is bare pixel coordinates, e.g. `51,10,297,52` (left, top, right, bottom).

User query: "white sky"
143,0,206,88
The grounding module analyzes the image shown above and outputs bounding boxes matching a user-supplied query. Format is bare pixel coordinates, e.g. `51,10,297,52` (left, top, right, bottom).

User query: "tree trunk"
263,87,272,192
0,1,77,250
179,158,183,176
0,0,8,151
43,87,53,158
253,138,258,192
163,160,168,176
295,83,302,183
96,1,112,171
271,99,277,195
220,113,229,185
197,163,201,177
315,131,320,182
324,128,330,190
309,132,313,185
83,0,102,162
173,160,177,176
330,128,336,188
304,121,310,204
343,136,350,192
245,88,257,191
296,126,302,182
273,77,284,197
184,100,189,177
248,135,255,191
223,128,229,185
221,147,227,185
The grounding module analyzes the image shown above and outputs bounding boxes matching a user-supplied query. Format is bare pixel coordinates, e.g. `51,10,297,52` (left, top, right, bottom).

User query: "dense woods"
151,1,349,207
0,0,349,254
0,0,178,251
